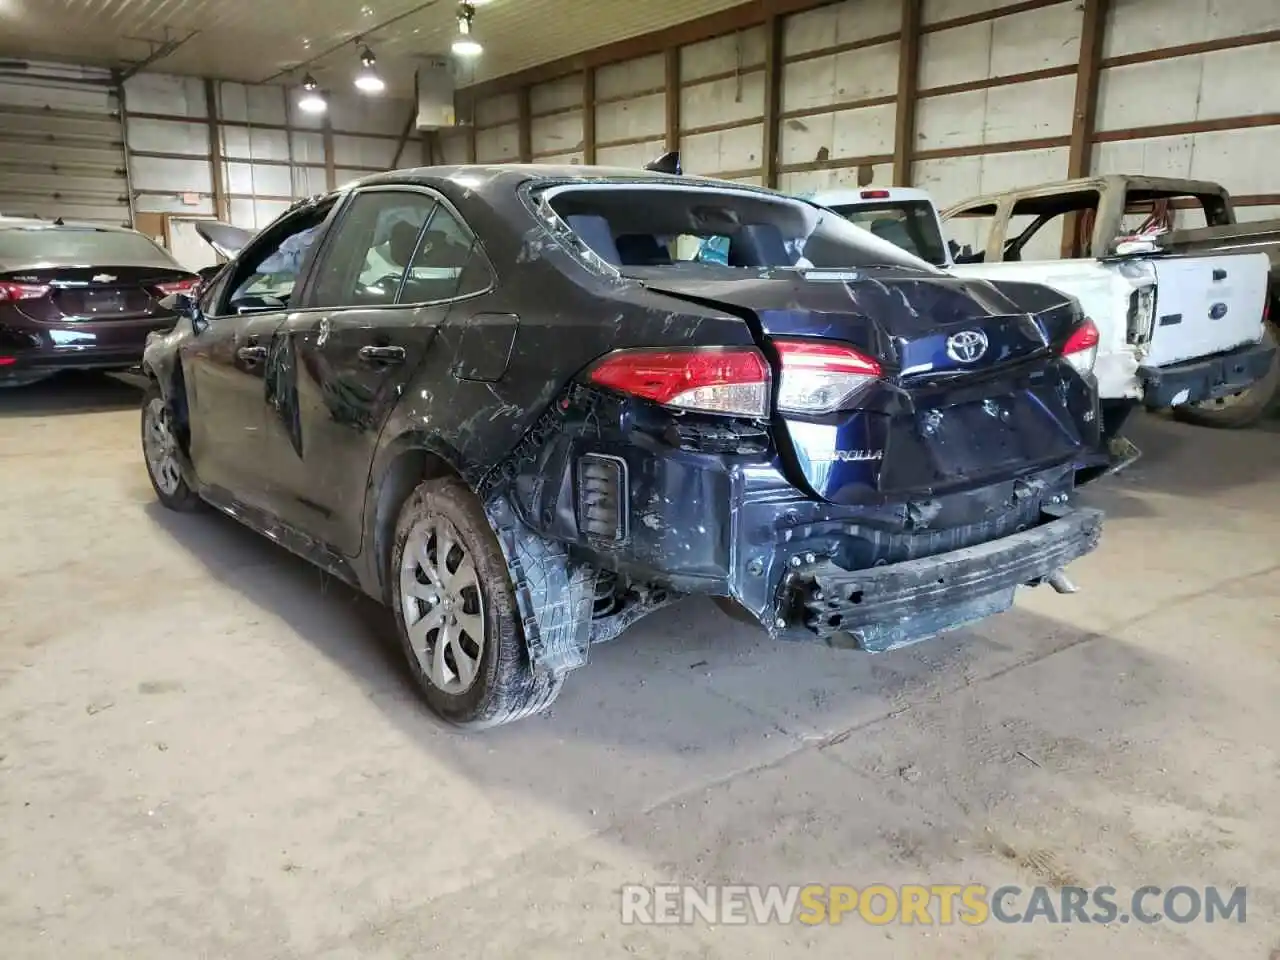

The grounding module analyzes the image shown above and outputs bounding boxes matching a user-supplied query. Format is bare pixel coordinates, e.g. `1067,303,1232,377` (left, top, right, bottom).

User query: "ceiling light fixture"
354,45,386,93
452,2,483,57
297,74,328,114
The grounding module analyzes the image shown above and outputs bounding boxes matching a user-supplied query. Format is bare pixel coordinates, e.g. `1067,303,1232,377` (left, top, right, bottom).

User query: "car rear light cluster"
1061,318,1101,375
775,339,882,415
0,282,50,302
587,346,770,418
153,277,201,296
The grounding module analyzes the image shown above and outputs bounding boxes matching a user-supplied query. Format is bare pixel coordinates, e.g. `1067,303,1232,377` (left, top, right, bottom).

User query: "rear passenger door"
270,187,493,554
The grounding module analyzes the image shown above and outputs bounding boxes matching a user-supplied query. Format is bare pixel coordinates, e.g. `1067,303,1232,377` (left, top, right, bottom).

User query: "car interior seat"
565,214,621,264
727,223,791,267
615,234,673,266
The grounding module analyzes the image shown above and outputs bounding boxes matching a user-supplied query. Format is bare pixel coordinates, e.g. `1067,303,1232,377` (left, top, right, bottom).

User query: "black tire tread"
141,381,203,512
391,476,563,730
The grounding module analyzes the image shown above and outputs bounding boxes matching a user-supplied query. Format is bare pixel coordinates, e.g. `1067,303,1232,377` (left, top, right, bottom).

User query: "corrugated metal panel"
0,63,129,224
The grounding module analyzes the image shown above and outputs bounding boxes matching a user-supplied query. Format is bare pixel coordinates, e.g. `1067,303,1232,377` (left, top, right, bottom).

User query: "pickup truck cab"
807,180,1276,432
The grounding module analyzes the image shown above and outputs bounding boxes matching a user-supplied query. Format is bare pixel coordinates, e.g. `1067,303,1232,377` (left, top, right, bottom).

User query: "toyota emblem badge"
946,329,989,364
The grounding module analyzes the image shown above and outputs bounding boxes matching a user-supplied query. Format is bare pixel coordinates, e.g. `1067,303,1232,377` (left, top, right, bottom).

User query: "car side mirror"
160,292,208,335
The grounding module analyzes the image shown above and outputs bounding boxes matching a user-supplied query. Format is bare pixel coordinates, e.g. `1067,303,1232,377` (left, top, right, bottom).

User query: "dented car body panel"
143,165,1110,676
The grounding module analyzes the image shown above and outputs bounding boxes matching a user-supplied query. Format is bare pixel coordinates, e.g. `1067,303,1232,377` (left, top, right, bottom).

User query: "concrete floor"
1,373,1277,959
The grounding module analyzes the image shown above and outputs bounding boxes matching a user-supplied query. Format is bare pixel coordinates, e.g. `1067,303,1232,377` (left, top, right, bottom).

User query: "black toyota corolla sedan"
139,163,1112,729
0,217,199,388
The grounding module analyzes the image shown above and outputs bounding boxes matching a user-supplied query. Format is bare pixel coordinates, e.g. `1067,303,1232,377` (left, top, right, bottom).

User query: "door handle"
237,345,268,363
359,344,406,364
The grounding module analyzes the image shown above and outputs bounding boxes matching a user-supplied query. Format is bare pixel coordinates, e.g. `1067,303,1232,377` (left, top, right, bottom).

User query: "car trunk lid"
635,267,1101,504
2,265,197,323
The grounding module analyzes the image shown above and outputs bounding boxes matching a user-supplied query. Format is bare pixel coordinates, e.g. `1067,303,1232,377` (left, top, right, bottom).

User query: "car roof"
342,163,776,199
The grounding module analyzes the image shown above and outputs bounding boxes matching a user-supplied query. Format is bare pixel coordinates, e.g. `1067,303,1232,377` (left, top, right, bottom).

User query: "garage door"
0,61,131,225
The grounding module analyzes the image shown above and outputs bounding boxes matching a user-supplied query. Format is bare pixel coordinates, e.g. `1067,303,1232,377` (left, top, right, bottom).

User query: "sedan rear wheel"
390,477,563,728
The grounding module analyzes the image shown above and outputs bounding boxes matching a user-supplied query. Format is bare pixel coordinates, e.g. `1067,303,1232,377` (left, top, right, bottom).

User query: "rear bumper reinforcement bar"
796,507,1104,652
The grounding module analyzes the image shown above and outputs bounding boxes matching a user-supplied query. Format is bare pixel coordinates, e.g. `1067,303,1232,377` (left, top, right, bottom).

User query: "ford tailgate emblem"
92,273,116,283
946,329,988,364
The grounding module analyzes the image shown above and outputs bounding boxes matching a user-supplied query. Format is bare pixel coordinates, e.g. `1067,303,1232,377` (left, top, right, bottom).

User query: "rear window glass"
827,201,947,266
541,185,935,274
0,226,176,267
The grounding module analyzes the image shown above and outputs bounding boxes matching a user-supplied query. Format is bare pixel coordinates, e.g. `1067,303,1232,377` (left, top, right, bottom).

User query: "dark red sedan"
0,216,200,388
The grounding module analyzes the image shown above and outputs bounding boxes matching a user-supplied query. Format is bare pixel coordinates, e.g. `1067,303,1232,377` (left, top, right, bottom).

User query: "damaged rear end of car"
481,177,1110,664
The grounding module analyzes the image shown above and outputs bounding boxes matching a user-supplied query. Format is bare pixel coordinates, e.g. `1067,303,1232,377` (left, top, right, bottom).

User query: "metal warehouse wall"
123,75,423,231
449,0,1278,237
0,62,130,225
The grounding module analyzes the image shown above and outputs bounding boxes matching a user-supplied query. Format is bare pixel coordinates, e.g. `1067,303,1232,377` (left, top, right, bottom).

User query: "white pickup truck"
808,179,1276,432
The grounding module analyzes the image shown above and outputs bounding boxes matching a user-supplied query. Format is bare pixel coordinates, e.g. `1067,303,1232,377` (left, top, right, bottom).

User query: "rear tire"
141,381,202,511
1171,329,1279,430
390,477,563,729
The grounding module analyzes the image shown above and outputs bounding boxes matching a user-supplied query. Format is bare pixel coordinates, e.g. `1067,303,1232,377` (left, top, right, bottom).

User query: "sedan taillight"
1062,318,1100,375
587,346,770,418
153,277,201,296
0,282,51,302
774,339,882,415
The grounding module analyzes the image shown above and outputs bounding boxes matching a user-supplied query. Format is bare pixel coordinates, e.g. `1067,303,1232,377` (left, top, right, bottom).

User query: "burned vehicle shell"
140,164,1110,729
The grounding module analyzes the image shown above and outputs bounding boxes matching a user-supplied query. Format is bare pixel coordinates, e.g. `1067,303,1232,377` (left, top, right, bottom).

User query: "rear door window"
307,191,439,308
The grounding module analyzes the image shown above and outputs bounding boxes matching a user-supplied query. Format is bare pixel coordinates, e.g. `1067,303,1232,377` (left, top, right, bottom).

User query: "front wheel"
141,382,202,511
390,477,563,729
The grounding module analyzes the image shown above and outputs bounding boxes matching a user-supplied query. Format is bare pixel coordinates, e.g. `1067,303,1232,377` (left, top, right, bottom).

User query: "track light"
298,74,327,114
452,2,482,57
354,46,385,93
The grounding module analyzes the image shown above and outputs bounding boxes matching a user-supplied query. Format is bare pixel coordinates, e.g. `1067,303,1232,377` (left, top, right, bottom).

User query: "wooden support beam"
517,87,532,163
582,68,597,164
1063,0,1109,254
204,78,228,219
1068,0,1109,179
390,101,419,169
892,0,922,186
665,47,681,153
322,114,336,190
762,14,784,188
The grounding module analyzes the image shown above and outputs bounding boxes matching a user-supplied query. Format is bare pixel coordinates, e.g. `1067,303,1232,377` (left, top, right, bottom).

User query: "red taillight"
774,339,882,415
860,190,891,200
0,356,16,366
1062,318,1100,375
0,282,51,302
153,277,201,296
587,346,770,418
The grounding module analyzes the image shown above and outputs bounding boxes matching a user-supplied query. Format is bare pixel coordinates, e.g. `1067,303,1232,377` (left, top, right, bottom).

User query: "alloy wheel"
400,516,486,694
143,397,183,496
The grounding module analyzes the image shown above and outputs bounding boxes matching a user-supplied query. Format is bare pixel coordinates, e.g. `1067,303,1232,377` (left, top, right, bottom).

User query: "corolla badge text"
945,329,989,363
811,449,884,462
